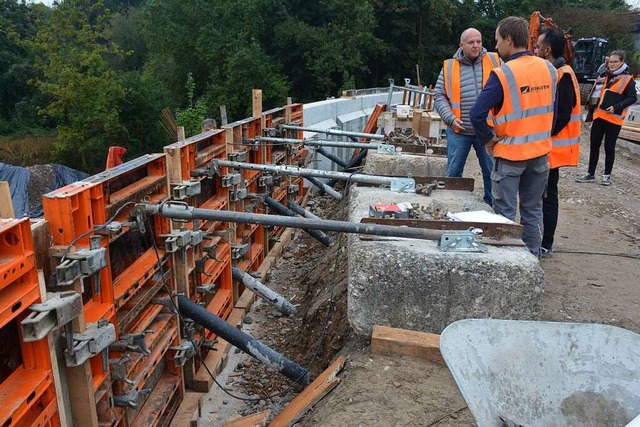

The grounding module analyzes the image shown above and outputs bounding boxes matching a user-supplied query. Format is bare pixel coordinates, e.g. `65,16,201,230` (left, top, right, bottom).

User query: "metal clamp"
258,175,274,187
21,291,83,342
287,184,298,195
55,238,107,287
173,180,202,200
151,296,177,314
113,388,151,408
110,356,135,385
229,187,248,202
228,151,247,162
439,229,488,253
65,320,116,367
389,177,416,193
163,229,205,253
222,173,242,188
169,341,196,366
231,243,250,260
109,331,153,355
196,284,218,295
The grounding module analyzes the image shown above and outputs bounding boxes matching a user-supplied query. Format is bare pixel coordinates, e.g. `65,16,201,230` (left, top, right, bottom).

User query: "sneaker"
540,247,552,259
599,175,611,186
575,172,595,183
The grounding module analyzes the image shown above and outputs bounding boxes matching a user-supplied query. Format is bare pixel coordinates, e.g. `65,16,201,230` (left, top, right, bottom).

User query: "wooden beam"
170,392,203,427
221,410,270,427
269,356,346,427
371,325,444,365
31,220,51,281
0,181,15,218
220,105,228,126
252,89,263,120
177,126,186,141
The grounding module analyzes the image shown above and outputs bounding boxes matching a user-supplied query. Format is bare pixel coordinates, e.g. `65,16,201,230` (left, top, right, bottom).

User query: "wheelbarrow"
440,319,640,426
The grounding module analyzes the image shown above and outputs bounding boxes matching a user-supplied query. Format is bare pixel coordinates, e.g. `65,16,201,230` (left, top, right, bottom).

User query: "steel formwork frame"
42,154,183,426
0,218,60,427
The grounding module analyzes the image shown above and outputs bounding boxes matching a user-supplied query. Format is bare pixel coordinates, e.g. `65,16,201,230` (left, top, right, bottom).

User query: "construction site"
2,66,640,427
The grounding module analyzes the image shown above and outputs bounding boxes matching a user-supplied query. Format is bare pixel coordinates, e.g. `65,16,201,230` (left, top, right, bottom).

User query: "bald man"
434,28,502,205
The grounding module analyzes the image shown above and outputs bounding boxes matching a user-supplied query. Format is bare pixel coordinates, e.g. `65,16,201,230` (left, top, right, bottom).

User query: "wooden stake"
220,105,228,126
177,126,186,141
0,181,15,218
253,89,263,120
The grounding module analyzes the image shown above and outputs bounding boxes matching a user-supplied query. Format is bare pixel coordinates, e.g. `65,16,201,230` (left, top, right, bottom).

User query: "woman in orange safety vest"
576,50,637,186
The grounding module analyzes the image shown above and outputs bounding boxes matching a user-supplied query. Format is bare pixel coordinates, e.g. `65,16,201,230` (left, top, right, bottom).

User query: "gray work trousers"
491,155,549,257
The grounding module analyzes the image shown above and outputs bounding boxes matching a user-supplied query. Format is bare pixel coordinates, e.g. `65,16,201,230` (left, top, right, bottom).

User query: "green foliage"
175,73,208,137
31,0,126,171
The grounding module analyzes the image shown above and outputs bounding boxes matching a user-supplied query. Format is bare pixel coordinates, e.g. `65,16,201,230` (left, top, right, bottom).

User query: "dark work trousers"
542,167,559,251
491,155,549,257
588,118,621,176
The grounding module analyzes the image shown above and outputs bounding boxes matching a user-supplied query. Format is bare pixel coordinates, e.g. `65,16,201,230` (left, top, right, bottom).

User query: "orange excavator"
528,11,575,67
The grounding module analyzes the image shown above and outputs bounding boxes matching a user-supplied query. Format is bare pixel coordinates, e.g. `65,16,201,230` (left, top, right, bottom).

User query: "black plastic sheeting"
0,163,88,218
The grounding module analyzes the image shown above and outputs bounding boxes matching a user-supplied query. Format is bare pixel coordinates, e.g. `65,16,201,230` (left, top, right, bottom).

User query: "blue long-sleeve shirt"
470,51,557,145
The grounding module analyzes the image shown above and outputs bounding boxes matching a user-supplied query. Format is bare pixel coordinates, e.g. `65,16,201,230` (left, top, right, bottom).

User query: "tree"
31,0,126,171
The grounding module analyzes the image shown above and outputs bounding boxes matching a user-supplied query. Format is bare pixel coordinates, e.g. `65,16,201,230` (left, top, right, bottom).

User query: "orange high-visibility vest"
443,52,501,130
549,65,581,169
490,55,557,161
594,74,633,126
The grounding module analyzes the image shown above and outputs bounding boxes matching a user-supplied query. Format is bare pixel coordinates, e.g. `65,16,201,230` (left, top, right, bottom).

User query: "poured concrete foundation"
362,152,447,177
346,186,545,336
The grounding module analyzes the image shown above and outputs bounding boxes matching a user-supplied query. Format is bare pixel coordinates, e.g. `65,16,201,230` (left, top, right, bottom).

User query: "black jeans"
542,167,559,251
588,118,621,176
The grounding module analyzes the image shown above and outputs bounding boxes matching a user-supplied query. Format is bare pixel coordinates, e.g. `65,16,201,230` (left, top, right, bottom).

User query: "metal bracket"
109,331,153,355
439,229,488,253
196,283,218,295
287,184,298,195
169,340,196,366
389,177,416,193
173,180,202,200
65,320,116,367
21,291,83,342
222,173,242,188
151,296,177,314
228,151,247,162
376,144,397,155
231,243,250,260
113,388,151,409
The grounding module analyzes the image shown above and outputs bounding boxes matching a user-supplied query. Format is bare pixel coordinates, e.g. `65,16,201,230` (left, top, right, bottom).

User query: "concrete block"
346,186,545,336
362,151,447,177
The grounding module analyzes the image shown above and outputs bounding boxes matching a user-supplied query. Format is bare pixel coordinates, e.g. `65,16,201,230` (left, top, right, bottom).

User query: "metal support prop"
231,267,297,316
264,196,331,247
200,159,414,192
326,148,369,189
280,124,385,141
177,295,310,385
314,147,349,169
304,176,343,201
256,136,384,150
286,200,320,220
141,202,448,241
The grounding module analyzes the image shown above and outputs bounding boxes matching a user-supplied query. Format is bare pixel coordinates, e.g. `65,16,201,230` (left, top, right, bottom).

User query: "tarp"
0,162,88,218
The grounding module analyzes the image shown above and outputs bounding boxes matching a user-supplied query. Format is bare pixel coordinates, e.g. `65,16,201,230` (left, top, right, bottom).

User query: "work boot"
599,174,611,186
540,247,552,258
575,172,595,183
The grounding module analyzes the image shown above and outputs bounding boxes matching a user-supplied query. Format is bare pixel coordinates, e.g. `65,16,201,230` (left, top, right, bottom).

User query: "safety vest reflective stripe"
443,53,500,121
497,60,557,127
593,74,633,126
491,55,557,161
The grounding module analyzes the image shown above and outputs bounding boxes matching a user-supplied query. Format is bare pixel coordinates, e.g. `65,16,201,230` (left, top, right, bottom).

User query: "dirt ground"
202,128,639,426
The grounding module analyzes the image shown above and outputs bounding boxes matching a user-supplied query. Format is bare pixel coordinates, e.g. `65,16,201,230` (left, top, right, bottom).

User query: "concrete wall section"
346,186,545,336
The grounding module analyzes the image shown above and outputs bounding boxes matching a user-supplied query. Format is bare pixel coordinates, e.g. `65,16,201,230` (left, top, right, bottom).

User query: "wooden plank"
235,288,256,312
371,325,444,365
169,392,202,427
0,181,14,218
221,410,270,427
269,356,345,427
30,219,51,280
190,338,232,393
220,105,228,126
177,126,186,141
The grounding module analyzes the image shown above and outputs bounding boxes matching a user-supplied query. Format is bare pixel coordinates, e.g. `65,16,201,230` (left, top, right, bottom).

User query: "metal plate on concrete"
440,319,640,427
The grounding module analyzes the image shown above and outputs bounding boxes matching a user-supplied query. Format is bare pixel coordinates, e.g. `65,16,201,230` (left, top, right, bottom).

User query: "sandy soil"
201,129,639,426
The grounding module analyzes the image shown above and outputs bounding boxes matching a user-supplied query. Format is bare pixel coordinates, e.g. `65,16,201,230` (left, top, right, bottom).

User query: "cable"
551,249,639,259
60,201,136,262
